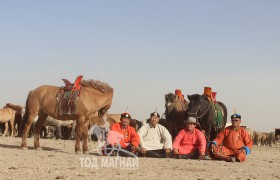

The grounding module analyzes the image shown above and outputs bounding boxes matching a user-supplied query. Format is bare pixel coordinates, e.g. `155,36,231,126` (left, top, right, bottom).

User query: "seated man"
172,117,206,159
137,112,172,158
208,113,253,162
105,112,140,157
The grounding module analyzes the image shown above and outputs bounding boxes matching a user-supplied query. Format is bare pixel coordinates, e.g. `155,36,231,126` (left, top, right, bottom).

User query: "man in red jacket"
106,112,140,157
208,113,253,162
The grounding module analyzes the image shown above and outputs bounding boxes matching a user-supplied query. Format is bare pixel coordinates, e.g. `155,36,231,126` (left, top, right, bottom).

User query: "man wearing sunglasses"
208,113,253,162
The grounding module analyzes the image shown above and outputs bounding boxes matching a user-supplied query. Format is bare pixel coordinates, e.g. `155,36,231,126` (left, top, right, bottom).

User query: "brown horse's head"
165,93,187,117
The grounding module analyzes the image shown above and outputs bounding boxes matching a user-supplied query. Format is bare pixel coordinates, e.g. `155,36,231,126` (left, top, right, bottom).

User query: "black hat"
150,112,160,118
121,112,131,119
231,113,241,119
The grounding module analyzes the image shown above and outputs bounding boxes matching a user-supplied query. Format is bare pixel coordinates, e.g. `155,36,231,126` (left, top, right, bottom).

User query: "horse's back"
30,85,59,97
0,108,15,122
106,114,121,122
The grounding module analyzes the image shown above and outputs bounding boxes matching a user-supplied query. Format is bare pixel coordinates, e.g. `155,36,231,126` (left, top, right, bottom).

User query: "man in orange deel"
208,113,253,162
106,112,140,157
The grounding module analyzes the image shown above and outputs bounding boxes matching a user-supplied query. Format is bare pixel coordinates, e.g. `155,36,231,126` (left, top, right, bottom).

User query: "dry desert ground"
0,137,279,180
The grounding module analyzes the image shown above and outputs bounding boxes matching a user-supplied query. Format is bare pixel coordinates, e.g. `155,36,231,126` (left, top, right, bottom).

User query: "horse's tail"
217,101,227,128
19,93,31,137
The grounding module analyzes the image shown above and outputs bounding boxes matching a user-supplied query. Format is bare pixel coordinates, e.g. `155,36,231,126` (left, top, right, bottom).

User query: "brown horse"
0,107,16,136
5,103,25,136
21,79,114,153
165,93,188,139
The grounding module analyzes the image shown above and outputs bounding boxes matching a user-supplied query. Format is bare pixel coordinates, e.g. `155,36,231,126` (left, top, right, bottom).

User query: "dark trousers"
140,149,168,158
176,151,199,159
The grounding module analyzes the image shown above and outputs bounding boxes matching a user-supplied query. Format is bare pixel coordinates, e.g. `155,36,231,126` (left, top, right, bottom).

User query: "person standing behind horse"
208,113,253,162
172,117,206,159
108,112,140,157
138,112,172,158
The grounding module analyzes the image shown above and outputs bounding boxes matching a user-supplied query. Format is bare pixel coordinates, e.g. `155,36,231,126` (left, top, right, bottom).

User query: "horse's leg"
10,120,15,137
56,124,62,139
17,118,22,137
2,122,9,136
71,121,76,139
21,114,37,149
40,126,47,138
203,126,212,158
75,117,85,153
34,114,48,150
82,119,90,154
10,116,16,137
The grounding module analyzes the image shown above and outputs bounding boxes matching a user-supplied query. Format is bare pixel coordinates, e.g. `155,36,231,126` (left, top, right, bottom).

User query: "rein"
187,102,212,119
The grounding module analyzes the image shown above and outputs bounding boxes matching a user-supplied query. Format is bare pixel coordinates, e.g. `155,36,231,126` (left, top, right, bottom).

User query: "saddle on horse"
203,87,224,129
57,75,83,115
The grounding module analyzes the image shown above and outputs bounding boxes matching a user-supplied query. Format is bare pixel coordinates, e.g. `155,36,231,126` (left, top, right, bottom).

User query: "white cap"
184,117,197,124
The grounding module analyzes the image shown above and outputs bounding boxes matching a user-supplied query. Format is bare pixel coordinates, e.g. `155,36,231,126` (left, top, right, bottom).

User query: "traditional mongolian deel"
209,125,253,162
173,128,206,155
138,123,172,150
110,122,140,148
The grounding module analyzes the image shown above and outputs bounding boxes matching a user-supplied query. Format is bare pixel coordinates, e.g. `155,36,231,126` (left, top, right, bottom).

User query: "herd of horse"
0,76,230,154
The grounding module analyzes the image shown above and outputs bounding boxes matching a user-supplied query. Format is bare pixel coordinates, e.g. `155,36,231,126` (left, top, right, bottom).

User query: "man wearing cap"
172,117,206,159
137,112,172,158
208,113,253,162
108,112,140,157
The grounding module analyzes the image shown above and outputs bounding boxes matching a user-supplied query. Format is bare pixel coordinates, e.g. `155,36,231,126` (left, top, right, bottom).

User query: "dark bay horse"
186,94,227,142
165,93,188,138
21,79,114,153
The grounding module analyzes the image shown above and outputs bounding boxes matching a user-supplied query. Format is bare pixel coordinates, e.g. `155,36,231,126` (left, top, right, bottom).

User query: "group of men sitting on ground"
103,111,253,163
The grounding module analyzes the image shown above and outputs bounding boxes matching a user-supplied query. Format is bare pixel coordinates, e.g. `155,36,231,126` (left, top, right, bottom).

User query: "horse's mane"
81,79,114,93
165,93,176,102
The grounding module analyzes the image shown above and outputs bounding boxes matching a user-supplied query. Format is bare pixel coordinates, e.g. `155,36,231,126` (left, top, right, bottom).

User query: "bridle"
187,102,212,119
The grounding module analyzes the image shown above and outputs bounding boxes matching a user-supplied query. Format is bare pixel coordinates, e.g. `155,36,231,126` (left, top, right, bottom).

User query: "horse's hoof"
83,151,89,155
76,151,82,154
35,147,42,151
21,146,27,150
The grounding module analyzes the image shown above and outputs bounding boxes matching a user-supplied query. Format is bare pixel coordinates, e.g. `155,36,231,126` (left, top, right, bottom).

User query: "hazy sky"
1,1,279,132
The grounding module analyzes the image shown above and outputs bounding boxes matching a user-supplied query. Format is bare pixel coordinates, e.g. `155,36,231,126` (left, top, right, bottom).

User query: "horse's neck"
200,101,213,117
175,100,187,112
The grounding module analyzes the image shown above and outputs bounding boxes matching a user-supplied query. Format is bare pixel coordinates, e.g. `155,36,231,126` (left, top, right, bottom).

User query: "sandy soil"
0,137,279,180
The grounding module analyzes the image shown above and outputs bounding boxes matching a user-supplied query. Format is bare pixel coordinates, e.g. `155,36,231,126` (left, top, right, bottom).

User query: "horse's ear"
165,94,168,101
203,95,209,100
165,93,172,101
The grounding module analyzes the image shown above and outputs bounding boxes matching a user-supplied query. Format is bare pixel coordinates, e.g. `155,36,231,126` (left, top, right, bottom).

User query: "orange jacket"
213,126,253,151
110,122,140,148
